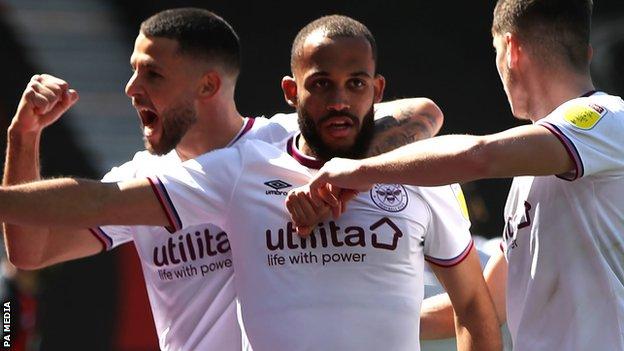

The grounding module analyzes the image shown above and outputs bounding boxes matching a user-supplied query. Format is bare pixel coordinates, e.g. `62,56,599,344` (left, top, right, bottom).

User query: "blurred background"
0,0,622,350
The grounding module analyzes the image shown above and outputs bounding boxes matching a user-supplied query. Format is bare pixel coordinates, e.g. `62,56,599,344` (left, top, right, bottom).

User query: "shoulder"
411,184,470,217
242,113,299,145
267,112,298,127
191,139,283,169
541,92,624,131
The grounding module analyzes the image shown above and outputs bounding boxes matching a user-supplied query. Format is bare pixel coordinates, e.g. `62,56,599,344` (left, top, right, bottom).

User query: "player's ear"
198,70,221,99
373,74,385,103
505,32,520,70
281,76,298,107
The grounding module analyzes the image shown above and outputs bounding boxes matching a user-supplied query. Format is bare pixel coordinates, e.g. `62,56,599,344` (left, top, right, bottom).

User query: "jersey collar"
287,134,325,169
226,117,255,147
580,90,597,97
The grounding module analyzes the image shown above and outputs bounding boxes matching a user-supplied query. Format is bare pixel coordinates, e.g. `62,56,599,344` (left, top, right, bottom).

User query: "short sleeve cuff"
425,239,474,267
147,176,183,233
538,122,584,181
88,227,114,251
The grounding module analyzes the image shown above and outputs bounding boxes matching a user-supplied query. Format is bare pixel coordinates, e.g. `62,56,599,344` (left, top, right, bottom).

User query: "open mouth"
139,108,158,126
137,107,159,137
322,116,355,130
321,116,357,137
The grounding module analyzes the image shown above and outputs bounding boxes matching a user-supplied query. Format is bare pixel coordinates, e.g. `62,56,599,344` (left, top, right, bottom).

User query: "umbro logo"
264,180,291,196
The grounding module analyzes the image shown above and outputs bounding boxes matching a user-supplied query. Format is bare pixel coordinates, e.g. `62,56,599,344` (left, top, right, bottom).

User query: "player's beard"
298,105,374,161
144,102,197,155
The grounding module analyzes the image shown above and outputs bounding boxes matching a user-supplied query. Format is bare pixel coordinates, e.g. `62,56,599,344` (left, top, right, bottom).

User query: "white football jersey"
152,136,473,351
503,92,624,350
93,114,298,351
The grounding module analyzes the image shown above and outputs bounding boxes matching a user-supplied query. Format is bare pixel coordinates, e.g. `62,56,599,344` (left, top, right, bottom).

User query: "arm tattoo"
367,107,438,157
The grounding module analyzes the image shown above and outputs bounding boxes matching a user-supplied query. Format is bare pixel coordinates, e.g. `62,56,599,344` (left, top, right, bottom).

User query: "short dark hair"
492,0,593,72
140,8,241,77
290,15,377,72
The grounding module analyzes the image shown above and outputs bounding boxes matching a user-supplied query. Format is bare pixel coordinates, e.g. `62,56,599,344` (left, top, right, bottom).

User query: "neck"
297,134,319,159
524,67,595,123
175,99,244,161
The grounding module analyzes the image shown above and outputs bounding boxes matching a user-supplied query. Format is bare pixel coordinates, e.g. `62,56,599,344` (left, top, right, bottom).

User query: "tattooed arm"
369,98,443,157
284,98,443,235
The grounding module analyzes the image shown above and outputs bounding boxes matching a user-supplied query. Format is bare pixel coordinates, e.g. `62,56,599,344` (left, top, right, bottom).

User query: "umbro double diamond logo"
264,180,292,196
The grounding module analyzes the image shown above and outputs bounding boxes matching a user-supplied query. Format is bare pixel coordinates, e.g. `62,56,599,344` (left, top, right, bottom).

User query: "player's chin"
331,139,358,152
144,136,171,156
326,144,359,159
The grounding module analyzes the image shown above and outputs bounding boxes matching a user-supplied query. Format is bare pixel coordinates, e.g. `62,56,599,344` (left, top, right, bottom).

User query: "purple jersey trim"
581,90,597,97
88,227,113,251
286,135,325,169
228,117,256,147
147,176,183,233
425,239,474,267
538,122,584,181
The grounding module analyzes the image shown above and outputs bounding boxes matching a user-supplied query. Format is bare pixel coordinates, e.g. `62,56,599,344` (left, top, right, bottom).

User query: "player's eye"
348,79,366,88
147,70,163,80
312,79,331,89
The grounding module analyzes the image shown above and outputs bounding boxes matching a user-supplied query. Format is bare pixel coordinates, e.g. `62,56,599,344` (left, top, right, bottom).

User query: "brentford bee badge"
370,184,409,212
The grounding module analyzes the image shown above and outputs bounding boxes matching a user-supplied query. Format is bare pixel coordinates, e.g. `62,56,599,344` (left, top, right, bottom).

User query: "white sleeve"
537,99,624,180
247,113,299,145
100,157,140,183
91,158,142,250
148,146,244,232
421,184,474,267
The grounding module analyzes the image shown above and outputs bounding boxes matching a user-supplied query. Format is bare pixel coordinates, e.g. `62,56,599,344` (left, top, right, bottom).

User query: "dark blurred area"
0,1,622,349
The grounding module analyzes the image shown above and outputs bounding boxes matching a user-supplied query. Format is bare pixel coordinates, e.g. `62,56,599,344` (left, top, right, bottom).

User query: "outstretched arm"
430,246,502,350
308,124,574,203
0,177,168,228
3,74,105,270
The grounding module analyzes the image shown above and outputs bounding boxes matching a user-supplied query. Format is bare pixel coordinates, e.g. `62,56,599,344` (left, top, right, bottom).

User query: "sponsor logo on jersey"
370,184,408,212
152,228,230,267
563,104,607,130
264,179,292,195
265,218,403,252
503,201,532,252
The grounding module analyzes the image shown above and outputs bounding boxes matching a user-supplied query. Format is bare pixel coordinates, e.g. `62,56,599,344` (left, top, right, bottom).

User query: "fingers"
16,74,78,132
286,190,316,229
339,189,359,216
308,173,331,205
318,186,339,207
47,88,79,117
286,192,307,227
340,189,359,203
286,187,334,236
25,74,70,115
295,225,313,237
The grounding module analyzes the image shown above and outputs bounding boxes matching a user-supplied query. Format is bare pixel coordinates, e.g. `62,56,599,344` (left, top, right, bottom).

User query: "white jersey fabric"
502,92,624,350
151,136,473,351
91,115,298,351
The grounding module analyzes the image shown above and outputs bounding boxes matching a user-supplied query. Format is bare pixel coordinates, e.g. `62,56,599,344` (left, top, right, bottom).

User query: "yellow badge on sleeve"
563,104,607,130
450,184,470,220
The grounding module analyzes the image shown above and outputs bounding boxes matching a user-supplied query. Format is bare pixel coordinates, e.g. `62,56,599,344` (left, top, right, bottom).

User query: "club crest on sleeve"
563,104,607,130
370,184,408,212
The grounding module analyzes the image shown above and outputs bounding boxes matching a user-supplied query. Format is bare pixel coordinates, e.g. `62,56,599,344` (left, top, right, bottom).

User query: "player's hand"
10,74,79,133
285,185,333,236
308,157,374,206
285,185,360,236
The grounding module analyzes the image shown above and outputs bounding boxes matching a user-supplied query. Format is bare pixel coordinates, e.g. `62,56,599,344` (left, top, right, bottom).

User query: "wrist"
8,120,42,138
8,124,41,144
